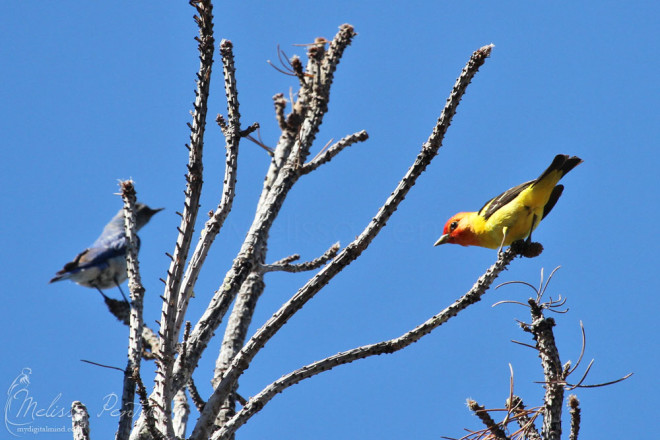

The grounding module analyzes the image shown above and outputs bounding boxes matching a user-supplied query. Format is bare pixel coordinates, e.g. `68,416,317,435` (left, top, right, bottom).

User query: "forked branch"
190,43,495,440
214,248,516,440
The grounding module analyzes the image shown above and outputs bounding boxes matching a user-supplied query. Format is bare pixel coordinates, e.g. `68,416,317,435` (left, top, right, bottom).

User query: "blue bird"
50,203,162,301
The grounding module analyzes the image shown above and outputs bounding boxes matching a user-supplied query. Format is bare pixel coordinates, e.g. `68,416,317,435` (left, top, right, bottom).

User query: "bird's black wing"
541,185,564,220
477,180,534,220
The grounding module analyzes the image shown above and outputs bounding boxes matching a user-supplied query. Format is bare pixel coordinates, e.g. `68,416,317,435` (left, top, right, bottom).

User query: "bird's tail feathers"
49,250,87,283
536,154,583,184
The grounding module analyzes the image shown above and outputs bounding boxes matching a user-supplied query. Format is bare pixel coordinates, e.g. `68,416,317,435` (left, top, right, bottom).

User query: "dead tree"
67,1,550,439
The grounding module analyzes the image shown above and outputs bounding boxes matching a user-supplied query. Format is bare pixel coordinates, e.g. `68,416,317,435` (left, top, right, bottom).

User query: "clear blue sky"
2,1,658,438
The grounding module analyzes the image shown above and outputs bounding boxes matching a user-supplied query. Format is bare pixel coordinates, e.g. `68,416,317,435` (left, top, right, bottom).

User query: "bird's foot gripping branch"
510,239,544,258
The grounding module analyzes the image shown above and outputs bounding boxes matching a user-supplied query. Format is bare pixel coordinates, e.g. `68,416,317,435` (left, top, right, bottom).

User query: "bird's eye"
449,221,458,231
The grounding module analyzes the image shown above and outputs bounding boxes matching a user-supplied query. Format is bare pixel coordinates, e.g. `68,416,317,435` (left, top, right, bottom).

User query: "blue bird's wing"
77,234,128,268
51,233,140,279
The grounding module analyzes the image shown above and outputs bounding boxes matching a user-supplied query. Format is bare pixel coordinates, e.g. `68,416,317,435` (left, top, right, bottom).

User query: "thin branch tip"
220,39,233,50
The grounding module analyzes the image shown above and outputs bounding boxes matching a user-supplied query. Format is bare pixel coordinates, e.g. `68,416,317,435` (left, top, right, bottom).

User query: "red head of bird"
434,212,482,247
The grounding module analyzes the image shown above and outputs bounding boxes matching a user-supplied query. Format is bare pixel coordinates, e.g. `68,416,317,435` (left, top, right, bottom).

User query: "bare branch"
179,321,208,415
510,339,538,350
566,359,595,390
212,249,517,439
539,266,562,301
174,27,361,417
506,396,542,440
273,93,288,131
80,360,124,372
266,45,299,78
188,378,206,413
190,43,495,440
172,38,245,346
290,55,307,85
289,28,357,165
153,0,215,434
270,253,301,265
261,242,340,273
502,364,515,427
134,369,164,440
567,321,586,376
300,130,369,174
212,272,265,428
568,395,581,440
71,401,91,440
202,33,339,431
141,325,160,361
220,38,241,133
496,280,537,293
240,121,260,138
467,400,510,440
528,300,564,440
567,372,633,389
172,388,190,439
246,133,274,156
492,299,529,308
116,180,145,440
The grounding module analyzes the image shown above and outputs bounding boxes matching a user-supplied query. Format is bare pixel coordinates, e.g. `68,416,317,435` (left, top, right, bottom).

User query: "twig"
273,93,288,131
568,395,581,440
80,360,124,372
290,55,307,85
492,299,529,308
496,280,537,293
246,133,274,155
510,340,538,350
502,364,515,426
266,44,298,77
538,266,562,302
188,377,206,413
261,243,340,273
212,249,516,440
467,400,510,440
567,321,586,376
300,130,369,174
270,253,301,265
566,359,594,390
506,396,542,440
567,372,633,389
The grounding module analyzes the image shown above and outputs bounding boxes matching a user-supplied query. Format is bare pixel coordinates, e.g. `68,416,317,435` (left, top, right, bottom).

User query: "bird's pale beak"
434,234,450,246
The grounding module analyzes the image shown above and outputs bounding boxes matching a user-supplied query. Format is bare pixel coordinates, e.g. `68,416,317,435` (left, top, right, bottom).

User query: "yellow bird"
434,154,582,249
